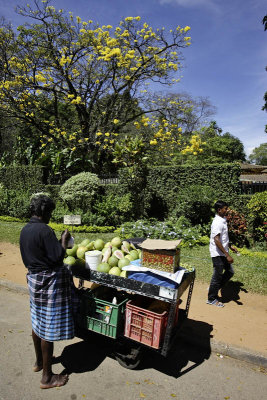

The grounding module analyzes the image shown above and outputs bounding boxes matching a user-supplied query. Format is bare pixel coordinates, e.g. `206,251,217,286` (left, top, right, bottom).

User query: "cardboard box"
140,239,181,273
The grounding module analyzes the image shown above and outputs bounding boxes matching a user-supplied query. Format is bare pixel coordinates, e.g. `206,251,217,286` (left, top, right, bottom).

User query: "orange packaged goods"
140,239,181,273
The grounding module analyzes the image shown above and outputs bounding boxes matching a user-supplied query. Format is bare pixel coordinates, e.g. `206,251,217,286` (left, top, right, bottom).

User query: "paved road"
0,287,266,400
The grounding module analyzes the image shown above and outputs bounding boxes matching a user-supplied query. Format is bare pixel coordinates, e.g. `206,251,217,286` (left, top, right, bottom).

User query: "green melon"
94,238,105,250
109,266,121,276
108,255,119,267
76,246,87,259
66,244,78,257
96,263,110,273
64,256,76,265
118,258,130,269
129,250,139,260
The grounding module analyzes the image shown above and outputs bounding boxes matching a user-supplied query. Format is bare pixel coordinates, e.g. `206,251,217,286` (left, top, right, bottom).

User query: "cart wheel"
114,342,143,369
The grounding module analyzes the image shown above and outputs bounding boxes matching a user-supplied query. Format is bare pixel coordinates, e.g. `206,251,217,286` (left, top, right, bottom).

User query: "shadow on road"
220,280,248,305
58,318,212,379
142,318,213,378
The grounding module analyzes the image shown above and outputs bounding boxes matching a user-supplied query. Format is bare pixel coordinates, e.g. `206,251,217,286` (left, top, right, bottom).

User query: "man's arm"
214,234,234,263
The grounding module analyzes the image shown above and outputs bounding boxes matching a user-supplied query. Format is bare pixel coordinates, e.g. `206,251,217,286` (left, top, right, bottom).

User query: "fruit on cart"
108,255,119,267
113,250,124,259
121,244,130,254
112,246,119,253
120,270,128,278
110,237,122,248
109,266,121,276
129,250,139,260
86,241,94,250
118,258,130,269
125,254,134,261
122,240,131,251
64,255,76,265
77,246,88,259
80,238,91,247
66,244,78,257
94,238,105,250
97,262,110,273
104,241,111,248
102,246,112,263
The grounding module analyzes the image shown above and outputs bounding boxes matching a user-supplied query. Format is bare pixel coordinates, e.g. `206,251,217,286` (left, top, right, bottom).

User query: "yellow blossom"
113,119,119,124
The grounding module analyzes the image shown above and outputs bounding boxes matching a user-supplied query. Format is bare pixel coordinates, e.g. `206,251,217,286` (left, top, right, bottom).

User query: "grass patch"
0,220,115,245
181,246,267,295
1,220,266,295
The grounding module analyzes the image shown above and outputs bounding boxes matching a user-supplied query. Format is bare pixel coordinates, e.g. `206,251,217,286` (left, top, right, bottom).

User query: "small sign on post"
63,215,81,235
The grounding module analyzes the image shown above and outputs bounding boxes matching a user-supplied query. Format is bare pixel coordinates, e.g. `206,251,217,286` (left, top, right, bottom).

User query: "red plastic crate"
124,299,179,349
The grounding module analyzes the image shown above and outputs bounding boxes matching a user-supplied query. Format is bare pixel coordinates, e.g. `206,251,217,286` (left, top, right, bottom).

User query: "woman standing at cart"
20,194,79,389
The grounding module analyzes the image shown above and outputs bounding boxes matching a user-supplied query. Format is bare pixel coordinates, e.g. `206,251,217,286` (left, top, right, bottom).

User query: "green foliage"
59,172,100,210
0,165,44,190
169,184,216,225
93,192,135,226
116,218,208,248
48,222,115,234
0,187,31,219
144,163,241,219
0,215,26,222
246,191,267,241
44,185,61,201
248,143,267,165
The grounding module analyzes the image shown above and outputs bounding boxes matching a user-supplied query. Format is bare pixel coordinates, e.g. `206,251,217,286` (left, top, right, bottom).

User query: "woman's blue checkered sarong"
27,267,79,342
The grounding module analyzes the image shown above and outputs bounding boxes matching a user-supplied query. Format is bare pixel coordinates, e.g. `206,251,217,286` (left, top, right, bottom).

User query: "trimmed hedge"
0,216,115,233
118,163,241,220
0,165,45,191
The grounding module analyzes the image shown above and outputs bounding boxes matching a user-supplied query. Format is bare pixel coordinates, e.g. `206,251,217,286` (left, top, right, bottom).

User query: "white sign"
63,215,81,225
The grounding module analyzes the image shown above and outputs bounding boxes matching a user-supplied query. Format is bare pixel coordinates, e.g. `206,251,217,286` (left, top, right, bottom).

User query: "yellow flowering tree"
0,0,196,176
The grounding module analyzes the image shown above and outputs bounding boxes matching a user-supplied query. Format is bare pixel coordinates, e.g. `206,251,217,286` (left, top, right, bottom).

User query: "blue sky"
1,0,266,157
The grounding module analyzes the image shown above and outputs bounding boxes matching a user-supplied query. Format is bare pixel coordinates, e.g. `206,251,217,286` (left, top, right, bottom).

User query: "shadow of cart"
58,318,212,379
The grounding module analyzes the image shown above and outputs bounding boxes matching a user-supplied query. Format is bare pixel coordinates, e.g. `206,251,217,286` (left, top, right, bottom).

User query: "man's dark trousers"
208,256,234,302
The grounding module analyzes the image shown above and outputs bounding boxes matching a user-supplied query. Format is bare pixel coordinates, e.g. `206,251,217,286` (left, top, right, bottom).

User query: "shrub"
246,191,267,242
116,219,207,248
0,183,8,215
59,172,100,210
169,184,216,225
93,192,135,226
226,207,249,247
6,190,31,219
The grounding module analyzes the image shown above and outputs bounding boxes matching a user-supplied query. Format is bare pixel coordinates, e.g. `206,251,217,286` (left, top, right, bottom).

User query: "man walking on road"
207,200,238,307
20,194,79,389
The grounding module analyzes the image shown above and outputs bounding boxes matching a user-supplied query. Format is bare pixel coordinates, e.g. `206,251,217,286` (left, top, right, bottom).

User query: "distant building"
240,164,267,193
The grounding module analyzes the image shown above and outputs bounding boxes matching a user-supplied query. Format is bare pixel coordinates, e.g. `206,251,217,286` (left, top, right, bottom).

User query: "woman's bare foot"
33,362,43,372
33,356,57,372
40,373,69,389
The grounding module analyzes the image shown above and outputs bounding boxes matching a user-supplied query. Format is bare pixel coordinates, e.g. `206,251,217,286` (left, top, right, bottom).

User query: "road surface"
0,287,266,400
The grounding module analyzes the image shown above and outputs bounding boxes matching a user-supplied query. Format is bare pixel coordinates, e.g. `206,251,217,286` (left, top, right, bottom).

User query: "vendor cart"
70,261,195,369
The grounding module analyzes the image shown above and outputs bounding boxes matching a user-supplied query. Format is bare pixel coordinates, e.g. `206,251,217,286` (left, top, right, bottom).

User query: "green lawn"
1,220,266,295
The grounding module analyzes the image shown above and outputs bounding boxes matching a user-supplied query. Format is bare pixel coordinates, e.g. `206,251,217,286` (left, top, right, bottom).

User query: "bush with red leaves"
226,208,249,247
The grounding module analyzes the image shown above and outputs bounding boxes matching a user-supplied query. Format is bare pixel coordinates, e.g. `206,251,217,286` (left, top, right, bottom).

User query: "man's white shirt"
209,214,229,257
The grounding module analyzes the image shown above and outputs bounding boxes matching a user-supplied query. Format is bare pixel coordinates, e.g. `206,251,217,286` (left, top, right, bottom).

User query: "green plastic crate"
78,287,129,339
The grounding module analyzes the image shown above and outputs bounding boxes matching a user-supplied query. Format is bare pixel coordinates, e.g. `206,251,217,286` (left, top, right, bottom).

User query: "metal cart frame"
71,264,195,368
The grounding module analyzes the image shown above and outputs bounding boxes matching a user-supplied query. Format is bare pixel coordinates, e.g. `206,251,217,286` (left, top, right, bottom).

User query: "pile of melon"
64,236,141,277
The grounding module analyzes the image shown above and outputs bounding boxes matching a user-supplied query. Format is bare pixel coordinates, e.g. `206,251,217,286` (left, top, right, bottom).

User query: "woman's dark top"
20,217,65,272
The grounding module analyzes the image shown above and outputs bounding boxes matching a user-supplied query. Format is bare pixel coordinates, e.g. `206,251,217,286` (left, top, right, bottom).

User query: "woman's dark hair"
30,195,55,217
214,200,228,212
